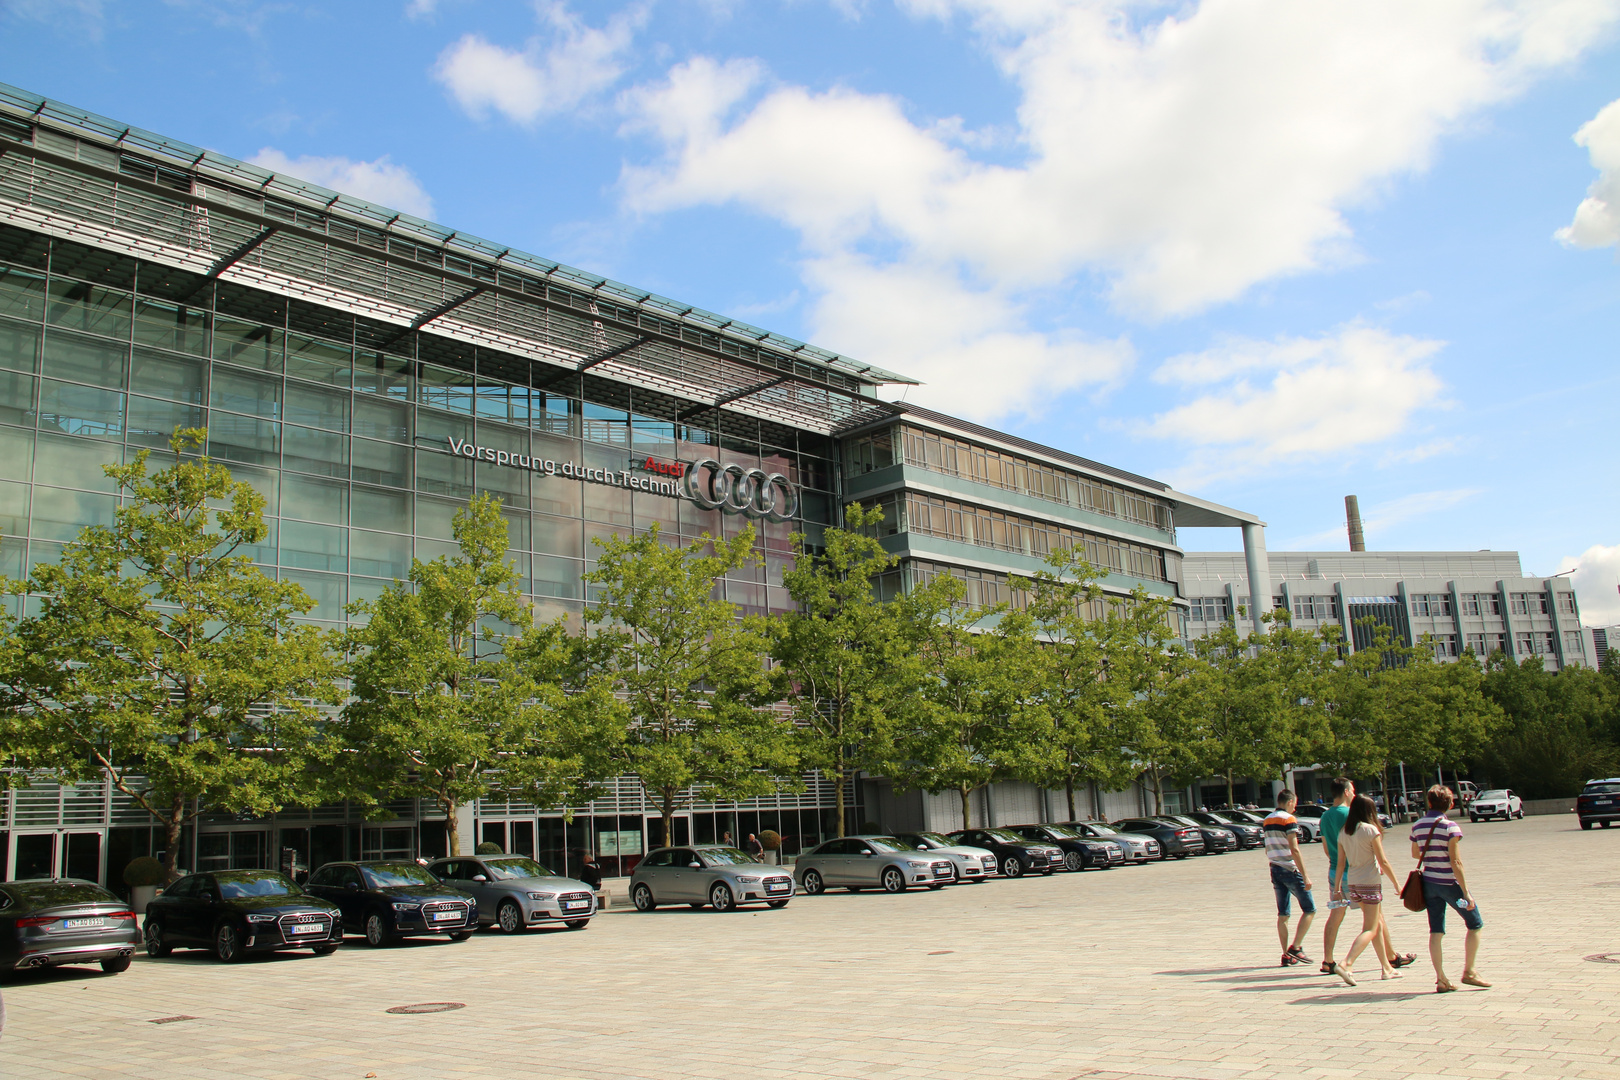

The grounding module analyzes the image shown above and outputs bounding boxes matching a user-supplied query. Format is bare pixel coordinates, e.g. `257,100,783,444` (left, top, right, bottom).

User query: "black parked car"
1578,778,1620,829
946,828,1064,878
1184,811,1264,849
1007,824,1124,870
1058,821,1162,862
1157,815,1239,854
143,869,343,963
305,861,478,947
1113,818,1205,859
2,879,139,975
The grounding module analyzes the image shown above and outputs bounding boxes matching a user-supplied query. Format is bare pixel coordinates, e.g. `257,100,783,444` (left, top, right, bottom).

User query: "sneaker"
1287,945,1312,963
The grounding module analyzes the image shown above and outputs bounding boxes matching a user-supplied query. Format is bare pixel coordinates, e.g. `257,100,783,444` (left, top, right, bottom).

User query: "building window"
1564,630,1584,655
1468,632,1508,656
1190,596,1229,622
1431,634,1459,659
1510,592,1548,615
1488,632,1507,655
1293,595,1337,620
1517,631,1555,655
1556,593,1578,615
1411,593,1452,617
1461,593,1501,616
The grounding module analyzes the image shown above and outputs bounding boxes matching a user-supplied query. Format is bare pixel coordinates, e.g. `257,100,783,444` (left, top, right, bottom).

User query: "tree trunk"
834,746,847,838
445,796,461,857
1151,770,1163,815
1091,782,1102,822
960,785,972,830
661,792,677,849
160,795,185,875
1225,771,1235,809
1065,777,1076,822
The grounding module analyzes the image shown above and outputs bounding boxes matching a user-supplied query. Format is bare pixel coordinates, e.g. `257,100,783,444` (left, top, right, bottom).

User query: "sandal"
1320,960,1338,975
1391,953,1418,968
1436,982,1457,993
1461,973,1491,988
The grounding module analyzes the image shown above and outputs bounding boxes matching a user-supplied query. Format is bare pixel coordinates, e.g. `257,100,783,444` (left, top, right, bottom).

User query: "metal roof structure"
0,83,915,437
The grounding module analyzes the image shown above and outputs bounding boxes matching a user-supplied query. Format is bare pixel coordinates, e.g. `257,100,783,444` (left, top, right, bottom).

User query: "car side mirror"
345,882,360,891
472,874,487,883
863,852,873,858
688,861,702,869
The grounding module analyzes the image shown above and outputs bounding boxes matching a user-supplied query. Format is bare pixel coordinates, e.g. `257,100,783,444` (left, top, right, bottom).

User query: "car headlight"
734,876,761,884
527,891,557,901
247,913,277,924
392,902,420,913
905,860,930,869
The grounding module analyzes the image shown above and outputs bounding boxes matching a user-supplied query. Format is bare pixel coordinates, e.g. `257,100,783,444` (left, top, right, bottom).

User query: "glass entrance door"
11,831,57,880
4,830,104,883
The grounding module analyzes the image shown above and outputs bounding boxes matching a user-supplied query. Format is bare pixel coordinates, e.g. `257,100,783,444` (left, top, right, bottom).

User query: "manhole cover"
386,1002,466,1014
148,1015,199,1025
1583,954,1620,964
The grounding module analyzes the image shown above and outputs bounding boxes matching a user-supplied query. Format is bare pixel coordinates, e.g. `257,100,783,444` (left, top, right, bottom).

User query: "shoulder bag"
1401,818,1442,912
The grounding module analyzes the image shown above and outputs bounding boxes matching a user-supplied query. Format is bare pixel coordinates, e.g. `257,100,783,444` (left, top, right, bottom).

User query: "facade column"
454,802,477,857
1241,522,1272,635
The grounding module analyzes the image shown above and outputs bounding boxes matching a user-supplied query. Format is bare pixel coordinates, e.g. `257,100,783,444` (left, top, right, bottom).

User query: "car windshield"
1477,790,1508,800
1040,825,1082,838
1207,813,1244,825
1585,782,1620,794
698,848,759,865
866,838,916,853
216,872,300,899
483,858,554,881
1083,823,1122,836
982,829,1026,843
909,833,953,847
362,863,439,888
2,880,118,908
1160,816,1196,826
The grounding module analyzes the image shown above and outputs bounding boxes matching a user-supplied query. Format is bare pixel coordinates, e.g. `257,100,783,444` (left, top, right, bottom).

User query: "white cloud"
1140,323,1448,484
404,0,441,19
1555,95,1620,249
248,149,436,219
617,1,1617,420
1559,543,1620,626
433,3,649,125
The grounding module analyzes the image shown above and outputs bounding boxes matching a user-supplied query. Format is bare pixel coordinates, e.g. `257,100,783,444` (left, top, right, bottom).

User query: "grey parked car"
795,836,955,894
1057,821,1162,862
630,846,794,912
426,855,597,933
890,832,998,882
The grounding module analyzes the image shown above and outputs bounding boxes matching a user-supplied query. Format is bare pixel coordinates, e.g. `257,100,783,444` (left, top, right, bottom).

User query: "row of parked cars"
4,811,1282,975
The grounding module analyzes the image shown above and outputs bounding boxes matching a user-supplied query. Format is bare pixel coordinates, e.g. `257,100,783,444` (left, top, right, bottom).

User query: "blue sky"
4,0,1619,620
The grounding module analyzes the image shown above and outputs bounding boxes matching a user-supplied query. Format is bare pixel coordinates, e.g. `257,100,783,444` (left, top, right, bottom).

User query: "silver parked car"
630,846,794,912
890,831,998,882
794,836,955,894
426,855,597,933
1059,821,1162,862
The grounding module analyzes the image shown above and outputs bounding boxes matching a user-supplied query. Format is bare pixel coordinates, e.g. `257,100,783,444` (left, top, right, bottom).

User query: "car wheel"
496,900,524,933
448,930,474,941
767,899,789,908
1001,857,1024,878
143,919,172,958
710,883,737,911
881,867,906,893
1173,853,1188,860
1063,851,1083,872
801,870,824,895
100,955,131,973
1470,815,1479,823
563,919,590,929
365,912,393,948
1581,820,1593,830
214,922,244,963
1604,821,1613,829
312,943,340,955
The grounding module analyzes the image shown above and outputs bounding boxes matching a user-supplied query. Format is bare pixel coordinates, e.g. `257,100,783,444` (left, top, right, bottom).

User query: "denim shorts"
1423,879,1483,934
1270,862,1315,917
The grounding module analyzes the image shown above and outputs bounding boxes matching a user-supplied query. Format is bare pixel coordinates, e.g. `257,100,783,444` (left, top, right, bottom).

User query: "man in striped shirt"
1263,790,1315,967
1410,784,1487,992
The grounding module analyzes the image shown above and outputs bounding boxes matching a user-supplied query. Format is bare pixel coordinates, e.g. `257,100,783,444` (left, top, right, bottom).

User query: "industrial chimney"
1345,495,1366,552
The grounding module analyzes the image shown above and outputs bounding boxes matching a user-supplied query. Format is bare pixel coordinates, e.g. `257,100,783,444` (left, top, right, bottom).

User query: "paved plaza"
2,813,1616,1080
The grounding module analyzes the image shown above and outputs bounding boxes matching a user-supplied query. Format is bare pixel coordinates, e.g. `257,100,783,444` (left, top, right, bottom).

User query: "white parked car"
1469,789,1523,822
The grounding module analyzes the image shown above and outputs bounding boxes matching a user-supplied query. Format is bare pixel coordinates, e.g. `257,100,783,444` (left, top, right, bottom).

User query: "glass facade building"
0,84,1261,889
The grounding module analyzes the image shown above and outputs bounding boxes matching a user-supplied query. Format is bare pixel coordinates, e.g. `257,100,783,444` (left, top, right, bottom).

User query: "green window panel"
0,426,34,482
45,279,132,340
280,473,348,526
132,299,208,357
129,347,206,404
0,318,40,373
125,395,206,449
0,267,47,322
349,529,412,580
416,363,474,414
413,495,461,542
415,405,470,448
353,351,412,399
415,447,472,499
414,537,460,564
283,381,350,432
280,568,346,621
237,518,277,568
353,395,409,441
210,365,280,419
351,484,412,534
278,520,347,574
281,423,349,479
286,333,352,387
43,329,129,390
532,512,582,560
26,539,66,575
213,316,283,372
0,479,30,535
38,378,123,440
30,485,118,542
33,431,123,493
351,436,411,488
473,459,528,509
347,575,393,613
0,371,37,428
206,412,279,467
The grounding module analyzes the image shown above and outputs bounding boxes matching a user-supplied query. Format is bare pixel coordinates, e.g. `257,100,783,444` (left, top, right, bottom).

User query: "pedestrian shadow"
1153,966,1272,976
1288,991,1431,1004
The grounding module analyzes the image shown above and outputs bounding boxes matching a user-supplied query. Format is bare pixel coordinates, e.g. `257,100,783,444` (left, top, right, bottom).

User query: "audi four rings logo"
679,459,798,523
445,438,798,522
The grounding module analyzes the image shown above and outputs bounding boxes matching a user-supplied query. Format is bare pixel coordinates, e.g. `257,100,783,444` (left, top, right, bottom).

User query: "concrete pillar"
1241,522,1272,635
454,801,477,857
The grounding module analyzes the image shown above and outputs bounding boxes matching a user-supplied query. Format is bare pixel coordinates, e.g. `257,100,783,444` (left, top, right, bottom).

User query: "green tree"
1103,589,1193,816
770,504,910,838
340,495,619,855
1477,655,1611,798
1184,618,1281,807
1252,612,1333,788
580,523,798,848
0,430,340,874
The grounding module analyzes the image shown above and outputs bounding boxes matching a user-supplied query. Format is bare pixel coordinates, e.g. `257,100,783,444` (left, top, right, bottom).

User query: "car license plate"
430,910,459,922
288,922,324,934
766,883,789,892
1597,799,1613,806
63,917,105,929
562,900,589,910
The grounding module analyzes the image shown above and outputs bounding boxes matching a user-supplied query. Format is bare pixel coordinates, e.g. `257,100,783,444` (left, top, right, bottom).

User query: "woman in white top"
1332,794,1402,985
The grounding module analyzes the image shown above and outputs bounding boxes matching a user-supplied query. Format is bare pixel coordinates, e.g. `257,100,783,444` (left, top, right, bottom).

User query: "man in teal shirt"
1318,777,1353,975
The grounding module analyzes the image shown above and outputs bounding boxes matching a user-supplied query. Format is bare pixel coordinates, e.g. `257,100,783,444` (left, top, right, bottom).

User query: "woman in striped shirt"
1410,785,1488,993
